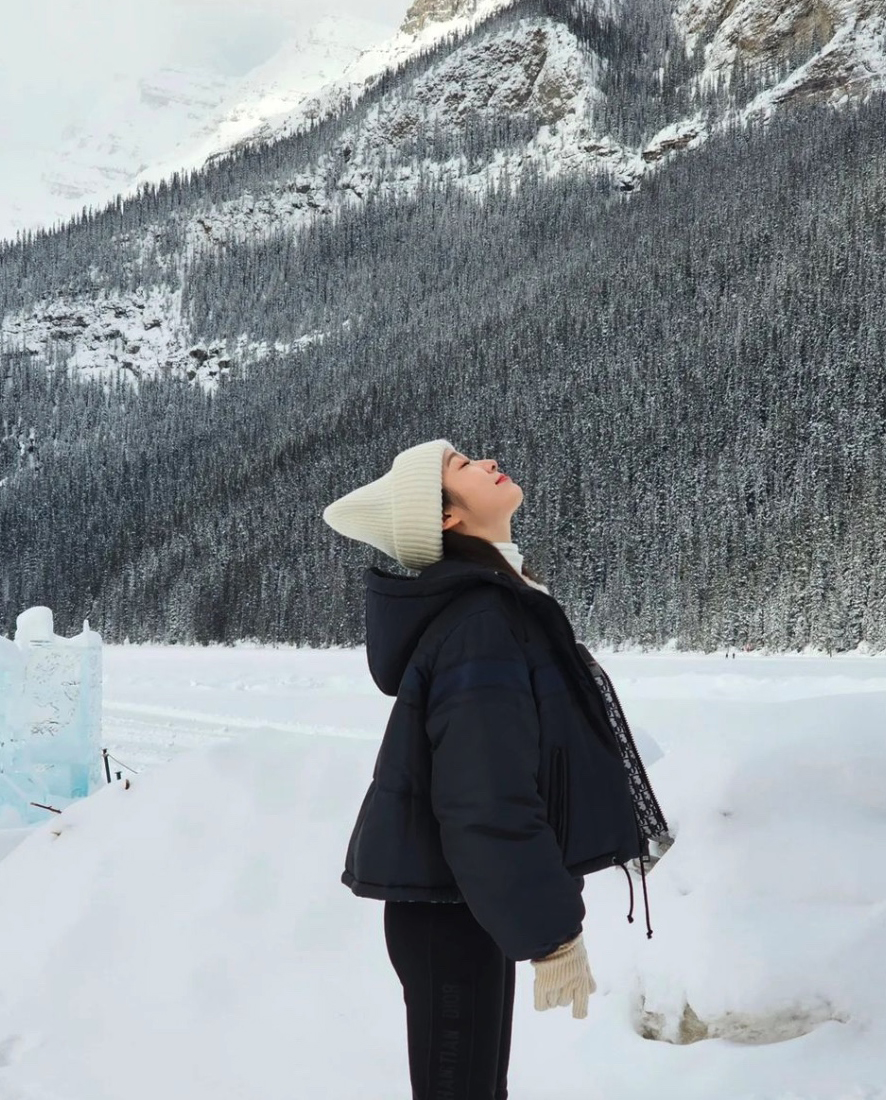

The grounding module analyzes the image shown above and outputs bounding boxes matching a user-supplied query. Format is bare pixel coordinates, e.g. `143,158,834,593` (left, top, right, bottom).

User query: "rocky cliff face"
675,0,886,109
0,289,234,388
402,0,483,35
4,0,886,385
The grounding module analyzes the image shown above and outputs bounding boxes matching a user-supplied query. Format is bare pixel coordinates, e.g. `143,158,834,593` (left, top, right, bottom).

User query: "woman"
322,438,668,1100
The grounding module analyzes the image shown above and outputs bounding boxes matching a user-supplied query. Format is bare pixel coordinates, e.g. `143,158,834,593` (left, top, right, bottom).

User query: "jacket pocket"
548,746,570,854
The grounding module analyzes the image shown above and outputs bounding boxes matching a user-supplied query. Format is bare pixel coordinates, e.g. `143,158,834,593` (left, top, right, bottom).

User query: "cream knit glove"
530,933,597,1019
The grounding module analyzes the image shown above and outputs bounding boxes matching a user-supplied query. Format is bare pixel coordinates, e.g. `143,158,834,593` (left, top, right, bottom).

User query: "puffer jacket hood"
364,558,528,696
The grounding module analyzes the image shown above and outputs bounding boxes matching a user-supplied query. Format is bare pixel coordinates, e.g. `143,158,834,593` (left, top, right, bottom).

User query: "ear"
442,510,460,532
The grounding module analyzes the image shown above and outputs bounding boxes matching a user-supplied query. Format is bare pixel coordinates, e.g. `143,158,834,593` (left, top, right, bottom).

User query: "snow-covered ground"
0,644,884,1100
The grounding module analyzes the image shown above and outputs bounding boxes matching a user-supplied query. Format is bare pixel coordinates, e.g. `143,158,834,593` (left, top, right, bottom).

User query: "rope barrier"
103,751,139,775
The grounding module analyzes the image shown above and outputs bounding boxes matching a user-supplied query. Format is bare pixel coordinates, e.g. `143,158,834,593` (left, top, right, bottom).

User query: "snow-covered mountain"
232,0,526,149
4,0,885,249
135,15,400,190
3,0,886,385
229,0,886,156
0,13,396,244
0,2,524,246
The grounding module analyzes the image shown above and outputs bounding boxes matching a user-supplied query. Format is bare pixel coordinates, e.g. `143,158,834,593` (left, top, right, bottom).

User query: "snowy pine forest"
1,0,884,653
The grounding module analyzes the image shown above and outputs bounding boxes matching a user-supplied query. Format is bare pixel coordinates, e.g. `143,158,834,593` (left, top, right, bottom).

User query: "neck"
473,524,512,542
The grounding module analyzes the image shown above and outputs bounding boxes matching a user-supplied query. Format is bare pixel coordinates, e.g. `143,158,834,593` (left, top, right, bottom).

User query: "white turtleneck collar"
492,540,524,575
492,541,550,594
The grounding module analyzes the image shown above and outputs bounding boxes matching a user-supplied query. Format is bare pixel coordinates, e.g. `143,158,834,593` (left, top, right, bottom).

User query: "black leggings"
384,900,517,1100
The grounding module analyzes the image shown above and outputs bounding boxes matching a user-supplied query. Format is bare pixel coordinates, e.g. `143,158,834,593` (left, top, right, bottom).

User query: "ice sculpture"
0,607,103,827
0,636,29,828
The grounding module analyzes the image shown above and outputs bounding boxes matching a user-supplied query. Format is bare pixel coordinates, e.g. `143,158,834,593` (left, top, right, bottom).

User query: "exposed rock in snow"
641,117,708,163
675,0,886,107
402,0,498,36
408,22,577,121
0,289,211,387
0,289,337,389
634,991,850,1045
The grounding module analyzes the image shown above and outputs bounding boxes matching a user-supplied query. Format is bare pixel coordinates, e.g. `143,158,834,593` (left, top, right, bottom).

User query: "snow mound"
621,691,886,1068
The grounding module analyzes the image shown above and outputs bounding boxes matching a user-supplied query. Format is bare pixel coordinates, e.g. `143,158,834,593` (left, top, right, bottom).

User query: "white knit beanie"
322,438,455,570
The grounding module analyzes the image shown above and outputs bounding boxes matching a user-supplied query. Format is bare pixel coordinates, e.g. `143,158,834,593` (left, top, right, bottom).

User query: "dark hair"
441,483,546,588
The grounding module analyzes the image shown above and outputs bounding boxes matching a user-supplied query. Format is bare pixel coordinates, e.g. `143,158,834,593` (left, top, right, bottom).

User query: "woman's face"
441,446,523,541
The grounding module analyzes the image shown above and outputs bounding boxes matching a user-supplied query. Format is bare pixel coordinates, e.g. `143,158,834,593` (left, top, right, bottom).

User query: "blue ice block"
0,608,102,827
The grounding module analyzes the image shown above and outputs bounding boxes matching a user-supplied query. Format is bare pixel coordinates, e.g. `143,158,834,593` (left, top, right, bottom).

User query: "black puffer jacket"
341,558,648,962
